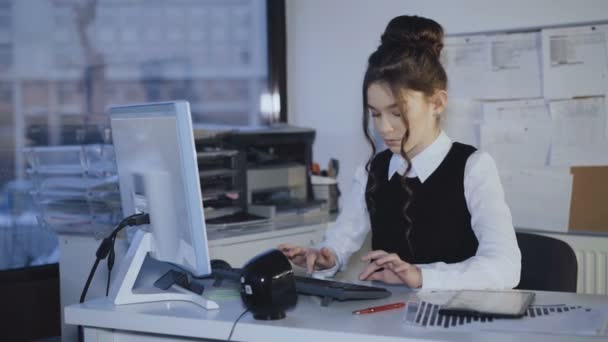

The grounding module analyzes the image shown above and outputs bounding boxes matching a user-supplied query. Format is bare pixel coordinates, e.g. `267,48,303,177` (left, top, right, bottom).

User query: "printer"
194,125,326,227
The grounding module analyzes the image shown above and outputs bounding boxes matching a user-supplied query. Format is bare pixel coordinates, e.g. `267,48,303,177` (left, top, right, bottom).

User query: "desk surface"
66,281,608,342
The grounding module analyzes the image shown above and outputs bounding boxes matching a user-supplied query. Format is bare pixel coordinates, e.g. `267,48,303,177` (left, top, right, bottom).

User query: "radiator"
541,232,608,296
575,249,608,295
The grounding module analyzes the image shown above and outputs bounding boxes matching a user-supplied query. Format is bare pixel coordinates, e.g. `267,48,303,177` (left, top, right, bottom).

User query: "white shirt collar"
388,131,452,183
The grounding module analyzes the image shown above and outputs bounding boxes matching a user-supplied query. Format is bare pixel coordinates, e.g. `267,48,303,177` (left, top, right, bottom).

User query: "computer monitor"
107,101,217,309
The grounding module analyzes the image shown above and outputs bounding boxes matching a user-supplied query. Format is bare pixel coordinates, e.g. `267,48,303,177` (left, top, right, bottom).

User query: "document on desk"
549,97,608,166
542,25,608,99
404,300,608,336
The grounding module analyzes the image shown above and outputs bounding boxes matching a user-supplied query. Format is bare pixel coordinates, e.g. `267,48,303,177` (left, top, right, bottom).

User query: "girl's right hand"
277,243,337,274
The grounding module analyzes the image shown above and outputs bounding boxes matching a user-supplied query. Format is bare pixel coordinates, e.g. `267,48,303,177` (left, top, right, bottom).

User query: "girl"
279,15,520,290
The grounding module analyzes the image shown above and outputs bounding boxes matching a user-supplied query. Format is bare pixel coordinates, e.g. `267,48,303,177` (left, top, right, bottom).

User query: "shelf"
199,168,237,178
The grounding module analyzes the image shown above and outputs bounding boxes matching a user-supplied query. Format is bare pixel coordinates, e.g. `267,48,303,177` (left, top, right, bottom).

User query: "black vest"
365,143,478,264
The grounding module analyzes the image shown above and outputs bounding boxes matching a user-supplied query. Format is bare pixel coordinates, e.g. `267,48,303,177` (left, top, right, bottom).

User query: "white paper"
484,32,543,99
482,98,549,122
97,28,115,43
542,25,608,99
480,99,551,168
144,27,162,42
480,122,551,169
442,35,489,99
120,28,138,43
167,28,184,42
549,97,608,166
444,120,479,148
500,168,572,232
443,99,482,147
189,28,205,42
405,300,608,336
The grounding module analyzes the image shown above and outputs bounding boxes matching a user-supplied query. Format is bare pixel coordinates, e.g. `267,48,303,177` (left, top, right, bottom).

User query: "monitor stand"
108,229,219,310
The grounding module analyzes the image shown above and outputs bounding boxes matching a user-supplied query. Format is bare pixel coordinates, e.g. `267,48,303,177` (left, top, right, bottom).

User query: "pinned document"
479,99,551,168
480,122,550,169
443,99,482,147
484,32,542,99
442,35,489,99
500,168,572,232
482,98,549,122
549,97,608,166
542,25,608,99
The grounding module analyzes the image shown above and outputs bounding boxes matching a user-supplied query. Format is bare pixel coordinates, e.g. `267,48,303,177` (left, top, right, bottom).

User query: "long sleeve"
417,151,521,290
313,164,371,277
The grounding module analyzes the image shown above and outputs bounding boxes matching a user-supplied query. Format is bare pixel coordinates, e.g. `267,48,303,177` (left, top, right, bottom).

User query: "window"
0,0,286,270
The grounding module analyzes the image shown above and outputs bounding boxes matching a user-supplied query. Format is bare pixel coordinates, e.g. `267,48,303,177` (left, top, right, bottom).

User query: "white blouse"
315,131,521,290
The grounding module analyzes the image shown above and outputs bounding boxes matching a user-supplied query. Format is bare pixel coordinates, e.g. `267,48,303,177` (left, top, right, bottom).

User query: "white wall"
286,0,608,194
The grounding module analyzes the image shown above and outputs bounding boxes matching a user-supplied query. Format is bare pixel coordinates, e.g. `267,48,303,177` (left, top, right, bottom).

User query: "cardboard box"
569,166,608,233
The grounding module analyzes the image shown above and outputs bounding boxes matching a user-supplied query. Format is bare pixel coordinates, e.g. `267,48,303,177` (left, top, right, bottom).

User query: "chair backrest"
515,232,578,292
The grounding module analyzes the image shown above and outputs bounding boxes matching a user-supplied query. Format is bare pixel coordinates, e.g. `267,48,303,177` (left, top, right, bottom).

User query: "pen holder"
311,175,340,213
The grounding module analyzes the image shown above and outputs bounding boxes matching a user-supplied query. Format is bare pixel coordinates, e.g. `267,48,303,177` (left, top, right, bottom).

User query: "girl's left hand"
359,250,422,288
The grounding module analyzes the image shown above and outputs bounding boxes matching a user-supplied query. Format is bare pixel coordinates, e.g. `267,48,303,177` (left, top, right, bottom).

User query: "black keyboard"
211,267,391,306
293,275,390,302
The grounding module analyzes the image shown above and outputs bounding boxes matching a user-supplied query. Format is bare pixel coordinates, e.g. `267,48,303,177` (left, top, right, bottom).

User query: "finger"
320,247,336,266
320,247,332,258
361,250,388,261
306,252,318,274
374,254,405,267
277,243,300,253
358,262,384,280
392,263,413,274
366,271,385,281
285,247,307,259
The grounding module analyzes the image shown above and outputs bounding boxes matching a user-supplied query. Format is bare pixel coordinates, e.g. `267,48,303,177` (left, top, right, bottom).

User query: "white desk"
59,220,327,341
66,280,608,342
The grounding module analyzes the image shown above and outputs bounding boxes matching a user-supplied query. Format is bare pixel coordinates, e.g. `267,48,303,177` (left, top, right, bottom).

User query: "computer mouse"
210,259,233,271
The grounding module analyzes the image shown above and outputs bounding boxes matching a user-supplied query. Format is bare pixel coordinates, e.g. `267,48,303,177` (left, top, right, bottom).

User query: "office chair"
0,263,61,341
515,232,578,292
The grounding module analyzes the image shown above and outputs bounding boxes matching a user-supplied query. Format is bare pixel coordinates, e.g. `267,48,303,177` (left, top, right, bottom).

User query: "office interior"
1,0,608,341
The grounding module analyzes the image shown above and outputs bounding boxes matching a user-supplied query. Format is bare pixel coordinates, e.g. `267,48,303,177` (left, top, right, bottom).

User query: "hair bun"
380,15,444,58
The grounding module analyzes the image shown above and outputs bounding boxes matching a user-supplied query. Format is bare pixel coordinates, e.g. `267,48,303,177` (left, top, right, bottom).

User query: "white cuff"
311,245,341,278
418,265,442,290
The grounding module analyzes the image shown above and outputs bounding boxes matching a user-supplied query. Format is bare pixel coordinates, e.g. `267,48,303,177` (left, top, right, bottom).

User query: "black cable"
103,213,149,296
228,309,250,341
79,257,101,303
79,213,150,303
105,234,117,296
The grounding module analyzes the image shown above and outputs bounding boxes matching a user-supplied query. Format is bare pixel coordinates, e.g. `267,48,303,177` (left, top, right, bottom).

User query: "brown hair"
363,15,448,254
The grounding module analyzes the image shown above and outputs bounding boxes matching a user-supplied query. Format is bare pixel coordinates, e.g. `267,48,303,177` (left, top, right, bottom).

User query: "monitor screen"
109,101,211,277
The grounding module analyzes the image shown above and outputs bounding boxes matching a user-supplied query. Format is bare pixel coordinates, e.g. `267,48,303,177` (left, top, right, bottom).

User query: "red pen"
352,302,406,315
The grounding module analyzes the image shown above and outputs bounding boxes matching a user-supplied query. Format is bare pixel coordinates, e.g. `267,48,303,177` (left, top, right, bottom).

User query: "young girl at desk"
279,15,521,290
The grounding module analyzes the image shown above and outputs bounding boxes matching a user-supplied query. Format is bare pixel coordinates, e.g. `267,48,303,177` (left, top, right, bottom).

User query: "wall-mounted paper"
482,98,549,122
484,32,543,99
542,25,608,99
480,99,551,168
442,35,489,99
480,122,551,169
501,168,573,232
443,99,482,147
549,97,608,166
